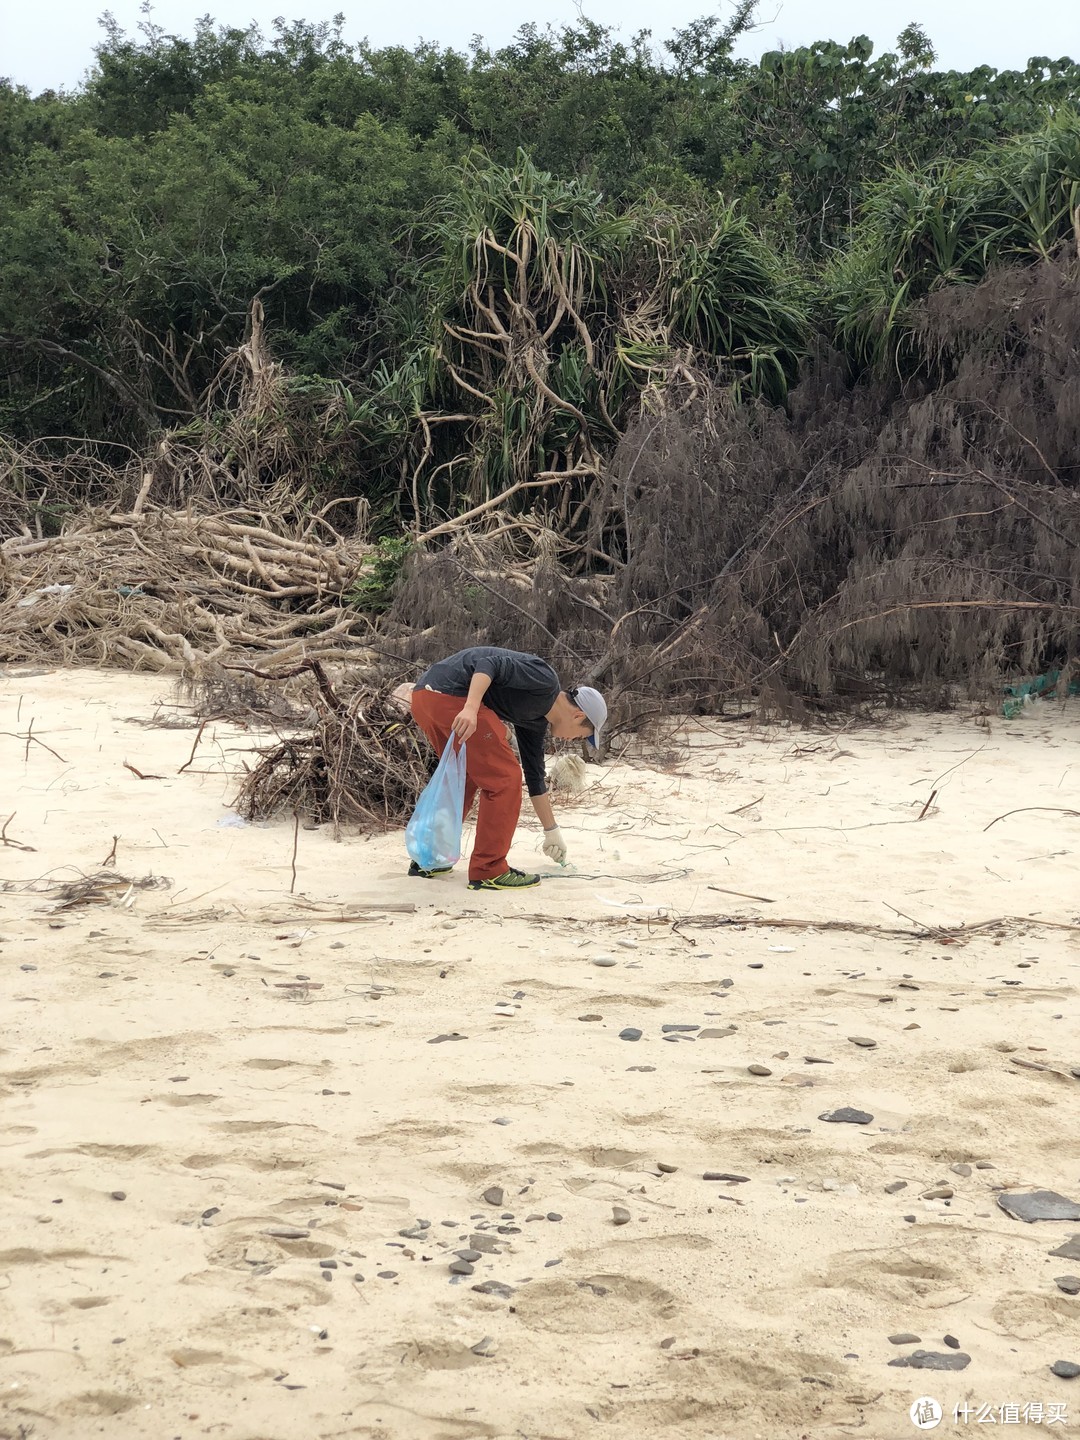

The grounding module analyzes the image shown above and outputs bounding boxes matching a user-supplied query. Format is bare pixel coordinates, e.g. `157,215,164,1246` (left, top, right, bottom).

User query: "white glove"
542,826,568,864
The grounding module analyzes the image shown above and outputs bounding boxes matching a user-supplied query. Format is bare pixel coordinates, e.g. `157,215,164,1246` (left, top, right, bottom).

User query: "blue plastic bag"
406,736,467,871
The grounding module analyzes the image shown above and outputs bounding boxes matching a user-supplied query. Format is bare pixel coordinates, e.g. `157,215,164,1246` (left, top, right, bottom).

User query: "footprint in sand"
515,1273,680,1334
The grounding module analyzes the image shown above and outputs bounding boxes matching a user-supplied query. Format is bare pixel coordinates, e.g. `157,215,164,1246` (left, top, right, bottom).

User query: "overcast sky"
2,0,1076,94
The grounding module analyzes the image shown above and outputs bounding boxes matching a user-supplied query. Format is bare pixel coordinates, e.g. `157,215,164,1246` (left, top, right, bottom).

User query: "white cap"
571,686,607,749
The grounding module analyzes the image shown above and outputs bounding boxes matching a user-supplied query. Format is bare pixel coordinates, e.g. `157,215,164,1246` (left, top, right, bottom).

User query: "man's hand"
542,826,568,864
451,705,480,742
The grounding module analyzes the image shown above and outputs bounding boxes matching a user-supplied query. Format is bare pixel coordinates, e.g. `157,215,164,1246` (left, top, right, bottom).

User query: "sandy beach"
1,666,1079,1440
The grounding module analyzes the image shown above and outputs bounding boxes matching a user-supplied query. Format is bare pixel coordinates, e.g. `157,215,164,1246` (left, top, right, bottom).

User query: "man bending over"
408,646,606,890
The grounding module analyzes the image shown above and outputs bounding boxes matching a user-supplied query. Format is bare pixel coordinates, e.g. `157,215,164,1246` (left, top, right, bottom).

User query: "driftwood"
232,660,434,832
1,506,379,672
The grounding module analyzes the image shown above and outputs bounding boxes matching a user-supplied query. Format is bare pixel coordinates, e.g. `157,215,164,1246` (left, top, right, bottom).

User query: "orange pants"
410,688,522,882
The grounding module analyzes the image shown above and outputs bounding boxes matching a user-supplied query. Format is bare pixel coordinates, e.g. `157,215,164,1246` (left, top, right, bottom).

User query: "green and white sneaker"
468,867,541,891
408,860,453,878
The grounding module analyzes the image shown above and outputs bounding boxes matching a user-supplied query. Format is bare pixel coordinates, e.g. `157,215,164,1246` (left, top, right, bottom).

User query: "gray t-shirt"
416,646,560,796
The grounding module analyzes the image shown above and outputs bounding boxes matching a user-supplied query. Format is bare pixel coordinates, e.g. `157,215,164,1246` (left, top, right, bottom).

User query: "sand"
1,667,1079,1440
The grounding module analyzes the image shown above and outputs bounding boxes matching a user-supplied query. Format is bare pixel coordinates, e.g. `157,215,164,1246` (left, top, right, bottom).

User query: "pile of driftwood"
0,498,379,672
233,660,434,831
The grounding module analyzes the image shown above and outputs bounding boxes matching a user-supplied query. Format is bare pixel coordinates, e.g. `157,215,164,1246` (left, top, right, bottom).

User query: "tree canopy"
1,6,1078,526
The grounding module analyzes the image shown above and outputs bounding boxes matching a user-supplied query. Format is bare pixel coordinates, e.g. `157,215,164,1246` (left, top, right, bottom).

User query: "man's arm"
451,671,493,741
518,730,569,864
530,792,557,831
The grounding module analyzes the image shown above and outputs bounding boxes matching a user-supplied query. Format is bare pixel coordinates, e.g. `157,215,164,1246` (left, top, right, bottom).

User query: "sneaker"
408,860,453,878
468,867,541,891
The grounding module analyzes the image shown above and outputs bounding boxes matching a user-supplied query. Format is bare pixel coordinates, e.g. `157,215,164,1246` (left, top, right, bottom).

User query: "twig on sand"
290,812,300,895
983,806,1080,831
917,788,938,820
0,722,67,764
707,884,775,903
100,835,119,868
0,813,36,852
124,760,165,780
178,715,227,774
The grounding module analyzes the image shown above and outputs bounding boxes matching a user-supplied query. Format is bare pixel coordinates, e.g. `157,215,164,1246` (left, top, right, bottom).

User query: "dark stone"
472,1280,513,1299
819,1108,873,1125
469,1234,502,1254
748,963,764,969
428,1033,466,1043
481,1187,505,1207
997,1190,1080,1224
703,1173,749,1183
1054,1276,1080,1295
662,1025,700,1033
110,1191,126,1201
377,1271,398,1279
804,1057,833,1064
848,1036,877,1048
888,1333,921,1345
578,1014,603,1022
546,1213,563,1222
943,1334,960,1349
884,1182,907,1195
1050,1361,1080,1379
454,1249,482,1262
619,1028,642,1042
888,1350,971,1371
626,1065,655,1072
319,1260,337,1270
1050,1237,1080,1261
449,1260,475,1275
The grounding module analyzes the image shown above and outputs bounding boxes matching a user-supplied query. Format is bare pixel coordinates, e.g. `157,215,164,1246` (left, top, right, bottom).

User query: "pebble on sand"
888,1350,971,1371
471,1336,498,1357
748,1064,773,1076
884,1182,907,1194
1050,1361,1080,1380
473,1280,513,1299
848,1037,877,1048
888,1333,921,1345
612,1205,631,1226
819,1108,874,1125
482,1187,505,1207
1054,1276,1080,1295
619,1028,642,1041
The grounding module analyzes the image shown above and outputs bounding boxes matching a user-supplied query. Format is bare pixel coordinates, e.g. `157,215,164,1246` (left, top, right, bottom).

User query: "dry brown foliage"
232,661,433,830
393,255,1080,729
